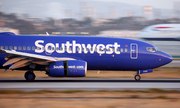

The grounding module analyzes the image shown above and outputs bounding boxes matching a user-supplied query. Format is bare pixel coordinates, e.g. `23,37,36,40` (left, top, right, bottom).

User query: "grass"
129,95,139,98
0,98,179,108
154,96,169,99
112,89,180,93
0,89,180,108
0,90,87,94
0,90,24,94
0,89,179,101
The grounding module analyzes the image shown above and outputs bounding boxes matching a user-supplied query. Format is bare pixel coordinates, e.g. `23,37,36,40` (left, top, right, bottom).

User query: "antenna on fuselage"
46,32,49,36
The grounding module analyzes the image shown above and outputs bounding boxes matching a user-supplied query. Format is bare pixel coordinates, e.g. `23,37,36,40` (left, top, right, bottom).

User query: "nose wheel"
134,74,141,81
25,71,36,81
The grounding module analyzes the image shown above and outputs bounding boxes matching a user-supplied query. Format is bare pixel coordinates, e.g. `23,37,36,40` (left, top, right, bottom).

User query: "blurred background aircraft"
138,24,180,57
139,24,180,41
0,0,180,59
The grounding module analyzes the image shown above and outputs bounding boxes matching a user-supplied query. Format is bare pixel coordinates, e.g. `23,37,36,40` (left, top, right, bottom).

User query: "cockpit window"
146,47,159,52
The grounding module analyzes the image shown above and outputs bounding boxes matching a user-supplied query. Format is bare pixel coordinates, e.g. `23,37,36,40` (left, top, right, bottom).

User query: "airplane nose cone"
159,52,173,65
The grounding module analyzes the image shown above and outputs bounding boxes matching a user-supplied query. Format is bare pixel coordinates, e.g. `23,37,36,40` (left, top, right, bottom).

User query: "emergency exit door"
130,43,138,59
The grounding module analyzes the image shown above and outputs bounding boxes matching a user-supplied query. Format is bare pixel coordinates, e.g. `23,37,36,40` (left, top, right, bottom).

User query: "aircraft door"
130,43,138,59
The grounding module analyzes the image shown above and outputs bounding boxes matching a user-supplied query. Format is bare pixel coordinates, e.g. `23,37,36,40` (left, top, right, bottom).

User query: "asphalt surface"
0,78,180,91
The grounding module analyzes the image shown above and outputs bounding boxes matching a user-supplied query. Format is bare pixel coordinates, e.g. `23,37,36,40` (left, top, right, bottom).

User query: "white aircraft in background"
138,24,180,41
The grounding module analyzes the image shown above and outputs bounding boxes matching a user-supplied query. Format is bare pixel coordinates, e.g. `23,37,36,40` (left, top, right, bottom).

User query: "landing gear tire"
25,71,36,81
134,74,141,81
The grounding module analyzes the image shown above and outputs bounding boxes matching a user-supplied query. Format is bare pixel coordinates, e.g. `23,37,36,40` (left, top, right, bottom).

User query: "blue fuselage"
0,34,173,71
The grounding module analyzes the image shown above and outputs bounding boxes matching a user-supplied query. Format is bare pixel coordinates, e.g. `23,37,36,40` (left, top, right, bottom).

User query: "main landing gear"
24,71,36,81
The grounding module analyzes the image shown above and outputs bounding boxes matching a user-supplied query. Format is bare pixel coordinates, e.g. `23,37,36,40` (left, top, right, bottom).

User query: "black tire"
24,71,30,79
24,71,36,81
134,74,141,81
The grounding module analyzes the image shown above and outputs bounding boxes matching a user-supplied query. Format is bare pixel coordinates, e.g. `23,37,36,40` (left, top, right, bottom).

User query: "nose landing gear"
134,69,153,81
134,74,141,81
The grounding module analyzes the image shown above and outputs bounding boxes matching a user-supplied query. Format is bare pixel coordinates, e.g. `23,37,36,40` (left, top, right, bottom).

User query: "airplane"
138,24,180,41
0,32,173,81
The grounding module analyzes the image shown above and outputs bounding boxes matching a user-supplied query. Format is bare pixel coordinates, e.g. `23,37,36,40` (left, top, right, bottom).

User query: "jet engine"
46,60,87,77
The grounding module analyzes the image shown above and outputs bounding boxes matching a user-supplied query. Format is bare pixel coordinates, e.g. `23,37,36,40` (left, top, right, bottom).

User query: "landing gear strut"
24,71,36,81
134,74,141,81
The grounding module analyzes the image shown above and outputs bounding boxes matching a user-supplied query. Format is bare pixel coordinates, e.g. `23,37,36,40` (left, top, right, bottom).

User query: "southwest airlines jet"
0,32,172,81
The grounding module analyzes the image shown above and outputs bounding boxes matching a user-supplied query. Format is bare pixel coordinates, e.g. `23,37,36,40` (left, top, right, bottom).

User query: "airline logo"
53,65,84,69
35,40,121,55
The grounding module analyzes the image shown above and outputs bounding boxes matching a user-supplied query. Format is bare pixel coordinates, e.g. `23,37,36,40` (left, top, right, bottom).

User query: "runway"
0,78,180,91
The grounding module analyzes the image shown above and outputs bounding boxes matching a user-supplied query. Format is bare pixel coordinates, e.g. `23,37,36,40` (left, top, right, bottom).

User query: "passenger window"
121,48,123,52
1,46,3,49
52,47,55,51
23,46,26,50
27,46,31,50
56,47,59,51
37,47,40,50
14,46,17,50
77,48,80,51
9,46,12,50
48,46,51,50
125,48,127,52
5,46,8,50
18,46,21,50
100,48,105,51
32,46,35,50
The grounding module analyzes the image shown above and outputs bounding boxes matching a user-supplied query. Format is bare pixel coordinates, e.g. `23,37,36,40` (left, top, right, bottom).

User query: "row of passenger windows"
1,46,35,51
0,46,128,52
37,47,128,52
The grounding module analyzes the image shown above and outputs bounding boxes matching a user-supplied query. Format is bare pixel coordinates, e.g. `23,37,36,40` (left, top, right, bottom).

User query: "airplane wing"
0,49,75,69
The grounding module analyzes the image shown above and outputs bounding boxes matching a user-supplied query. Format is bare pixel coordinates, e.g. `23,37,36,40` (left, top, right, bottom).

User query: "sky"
0,0,179,19
94,0,178,9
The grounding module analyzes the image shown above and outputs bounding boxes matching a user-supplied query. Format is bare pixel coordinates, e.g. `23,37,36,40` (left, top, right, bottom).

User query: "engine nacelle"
47,60,87,77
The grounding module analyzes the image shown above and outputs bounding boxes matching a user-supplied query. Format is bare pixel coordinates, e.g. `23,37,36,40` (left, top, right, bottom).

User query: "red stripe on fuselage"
155,27,172,29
